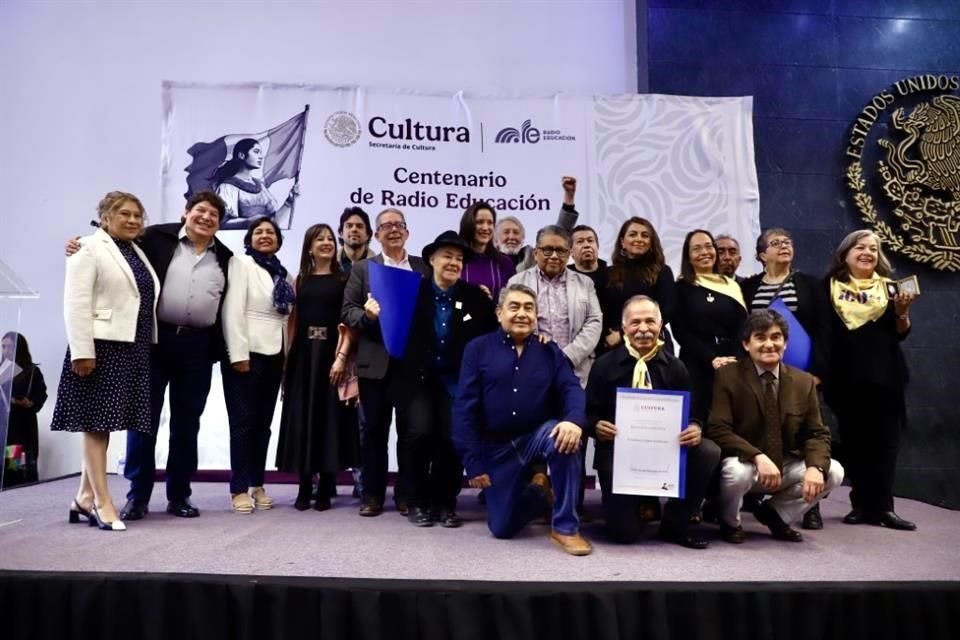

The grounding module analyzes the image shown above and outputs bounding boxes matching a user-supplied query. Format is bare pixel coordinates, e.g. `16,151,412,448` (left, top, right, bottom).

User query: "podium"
0,258,38,501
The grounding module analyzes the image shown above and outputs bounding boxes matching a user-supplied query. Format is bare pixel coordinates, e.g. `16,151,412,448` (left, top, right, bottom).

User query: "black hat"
422,230,475,263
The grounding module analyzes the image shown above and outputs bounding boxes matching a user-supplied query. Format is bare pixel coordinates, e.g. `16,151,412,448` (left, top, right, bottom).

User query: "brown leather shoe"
720,522,745,544
359,499,383,517
550,530,593,556
530,473,554,509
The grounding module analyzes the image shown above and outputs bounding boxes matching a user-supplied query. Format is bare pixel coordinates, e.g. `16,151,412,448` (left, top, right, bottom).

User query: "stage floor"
1,477,957,582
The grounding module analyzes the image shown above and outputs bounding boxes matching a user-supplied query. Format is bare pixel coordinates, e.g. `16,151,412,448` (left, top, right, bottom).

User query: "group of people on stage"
50,176,917,556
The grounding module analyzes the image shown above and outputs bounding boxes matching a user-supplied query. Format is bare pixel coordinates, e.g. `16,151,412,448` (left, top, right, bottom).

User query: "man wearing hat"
396,231,498,527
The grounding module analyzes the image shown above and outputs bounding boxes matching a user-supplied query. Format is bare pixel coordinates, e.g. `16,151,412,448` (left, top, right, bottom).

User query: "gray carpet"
0,477,957,582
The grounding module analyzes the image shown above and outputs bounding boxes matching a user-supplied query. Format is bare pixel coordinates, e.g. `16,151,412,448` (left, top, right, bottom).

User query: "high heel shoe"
91,506,127,531
68,500,93,524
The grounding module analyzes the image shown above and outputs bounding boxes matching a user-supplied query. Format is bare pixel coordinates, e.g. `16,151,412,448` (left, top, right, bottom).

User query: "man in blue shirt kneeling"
453,283,592,556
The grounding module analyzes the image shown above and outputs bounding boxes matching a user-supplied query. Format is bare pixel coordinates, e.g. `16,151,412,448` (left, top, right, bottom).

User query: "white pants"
719,456,844,527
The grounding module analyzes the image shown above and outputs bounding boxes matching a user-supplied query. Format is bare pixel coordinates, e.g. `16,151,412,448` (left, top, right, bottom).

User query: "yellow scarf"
695,273,746,309
624,338,665,389
830,275,889,330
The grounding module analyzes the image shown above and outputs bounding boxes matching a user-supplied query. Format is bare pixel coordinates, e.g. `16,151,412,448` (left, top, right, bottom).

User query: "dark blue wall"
646,0,960,508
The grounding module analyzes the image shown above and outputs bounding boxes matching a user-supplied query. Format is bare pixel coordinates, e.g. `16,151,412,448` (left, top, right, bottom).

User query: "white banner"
159,83,760,473
161,83,759,273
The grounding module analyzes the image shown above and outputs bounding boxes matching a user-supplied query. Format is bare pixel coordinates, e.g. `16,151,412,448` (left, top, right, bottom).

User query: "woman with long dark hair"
671,229,747,423
222,216,296,513
601,217,677,351
1,332,47,486
276,223,358,511
458,201,516,300
214,138,299,230
824,230,917,531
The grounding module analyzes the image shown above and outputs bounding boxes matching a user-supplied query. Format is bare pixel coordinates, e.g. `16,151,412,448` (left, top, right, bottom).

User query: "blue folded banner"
368,261,422,358
769,298,812,371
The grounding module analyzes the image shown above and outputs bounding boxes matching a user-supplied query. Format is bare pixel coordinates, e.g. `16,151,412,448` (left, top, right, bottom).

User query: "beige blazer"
507,267,602,388
65,228,160,360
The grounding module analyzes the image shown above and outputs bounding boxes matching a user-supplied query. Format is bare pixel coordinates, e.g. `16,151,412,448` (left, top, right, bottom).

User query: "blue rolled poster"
368,261,422,358
769,297,812,371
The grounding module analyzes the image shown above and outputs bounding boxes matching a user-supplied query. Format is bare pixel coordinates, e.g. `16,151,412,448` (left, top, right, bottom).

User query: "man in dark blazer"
397,231,498,527
586,295,720,549
124,192,234,519
707,309,844,543
341,208,430,516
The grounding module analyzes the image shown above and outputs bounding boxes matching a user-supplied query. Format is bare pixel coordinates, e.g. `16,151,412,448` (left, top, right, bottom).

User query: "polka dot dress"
51,240,154,434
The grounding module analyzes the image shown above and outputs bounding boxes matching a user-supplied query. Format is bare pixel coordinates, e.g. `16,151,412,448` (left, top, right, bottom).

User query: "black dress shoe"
876,511,917,531
658,523,709,549
359,499,383,517
314,497,332,512
294,496,311,511
802,504,824,530
166,498,199,518
407,507,434,527
843,508,868,525
432,508,462,528
754,502,803,542
119,500,149,521
394,497,409,516
720,523,745,544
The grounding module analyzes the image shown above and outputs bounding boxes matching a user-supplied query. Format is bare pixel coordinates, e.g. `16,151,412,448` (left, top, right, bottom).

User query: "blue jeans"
481,420,582,538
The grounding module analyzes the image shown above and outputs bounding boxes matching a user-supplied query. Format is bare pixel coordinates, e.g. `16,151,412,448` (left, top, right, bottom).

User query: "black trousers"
598,438,721,544
358,366,409,505
834,391,902,514
222,352,284,494
126,324,215,503
399,379,460,511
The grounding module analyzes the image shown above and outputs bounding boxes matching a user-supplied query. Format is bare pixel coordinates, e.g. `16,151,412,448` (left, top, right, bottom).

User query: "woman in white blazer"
222,216,295,513
51,191,160,531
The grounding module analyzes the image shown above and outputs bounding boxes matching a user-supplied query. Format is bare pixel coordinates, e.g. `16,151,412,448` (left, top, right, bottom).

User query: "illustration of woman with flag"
214,138,300,230
184,108,309,231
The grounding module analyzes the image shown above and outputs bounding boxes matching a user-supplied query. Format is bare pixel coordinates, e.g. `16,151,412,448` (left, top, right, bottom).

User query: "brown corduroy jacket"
706,358,832,472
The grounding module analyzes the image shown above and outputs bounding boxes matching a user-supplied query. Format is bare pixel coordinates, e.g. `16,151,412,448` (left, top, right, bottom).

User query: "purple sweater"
461,251,516,300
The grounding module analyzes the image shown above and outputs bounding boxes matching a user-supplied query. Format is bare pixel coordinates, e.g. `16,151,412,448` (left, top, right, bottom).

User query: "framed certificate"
612,388,689,498
886,274,920,297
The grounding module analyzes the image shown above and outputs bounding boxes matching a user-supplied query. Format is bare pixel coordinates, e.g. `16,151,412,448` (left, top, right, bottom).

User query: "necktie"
761,371,783,469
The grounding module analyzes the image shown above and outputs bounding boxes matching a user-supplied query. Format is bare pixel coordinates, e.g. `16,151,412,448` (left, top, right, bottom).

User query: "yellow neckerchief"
624,338,665,389
694,273,746,309
830,274,889,330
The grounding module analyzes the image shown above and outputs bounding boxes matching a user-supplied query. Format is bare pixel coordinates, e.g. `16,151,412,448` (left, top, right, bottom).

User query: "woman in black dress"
601,217,677,352
51,191,159,531
1,332,47,487
276,223,357,511
824,230,917,531
672,229,746,423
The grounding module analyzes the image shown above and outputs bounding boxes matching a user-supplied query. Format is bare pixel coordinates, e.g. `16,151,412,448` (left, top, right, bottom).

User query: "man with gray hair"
586,295,720,548
453,283,592,555
507,224,602,388
495,176,581,271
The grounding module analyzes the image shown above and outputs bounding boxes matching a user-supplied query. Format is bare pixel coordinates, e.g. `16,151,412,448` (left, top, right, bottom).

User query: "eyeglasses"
767,239,793,249
537,246,569,257
377,221,407,232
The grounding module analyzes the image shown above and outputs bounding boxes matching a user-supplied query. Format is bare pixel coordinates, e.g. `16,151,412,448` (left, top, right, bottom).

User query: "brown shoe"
550,530,593,556
720,522,745,544
530,473,554,509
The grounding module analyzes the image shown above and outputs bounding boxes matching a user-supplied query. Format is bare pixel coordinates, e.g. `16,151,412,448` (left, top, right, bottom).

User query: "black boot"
295,475,312,511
